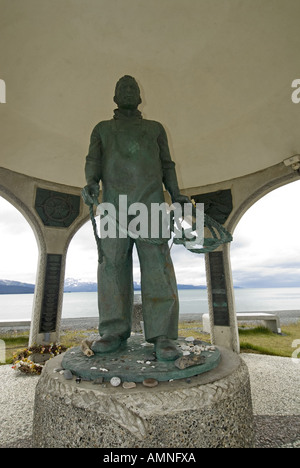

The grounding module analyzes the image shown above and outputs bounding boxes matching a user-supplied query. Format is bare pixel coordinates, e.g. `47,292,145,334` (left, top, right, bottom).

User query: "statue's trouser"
97,237,179,343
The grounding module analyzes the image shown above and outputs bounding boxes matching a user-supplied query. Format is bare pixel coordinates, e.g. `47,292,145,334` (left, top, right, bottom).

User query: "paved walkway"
242,354,300,448
0,354,299,448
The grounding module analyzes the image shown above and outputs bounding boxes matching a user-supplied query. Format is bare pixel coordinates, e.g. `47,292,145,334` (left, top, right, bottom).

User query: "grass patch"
60,329,98,348
178,321,210,342
178,320,300,359
0,329,97,365
238,321,300,358
0,333,29,364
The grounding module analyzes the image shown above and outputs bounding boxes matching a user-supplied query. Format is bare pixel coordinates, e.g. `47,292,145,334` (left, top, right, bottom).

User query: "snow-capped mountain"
64,278,98,292
64,278,142,292
0,278,205,294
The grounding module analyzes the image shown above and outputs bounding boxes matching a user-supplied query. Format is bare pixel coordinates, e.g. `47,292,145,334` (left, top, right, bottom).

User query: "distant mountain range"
0,278,206,294
0,279,35,294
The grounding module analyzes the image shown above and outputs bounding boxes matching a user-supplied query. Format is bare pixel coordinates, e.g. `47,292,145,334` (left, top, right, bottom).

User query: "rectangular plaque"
208,251,230,327
39,254,62,333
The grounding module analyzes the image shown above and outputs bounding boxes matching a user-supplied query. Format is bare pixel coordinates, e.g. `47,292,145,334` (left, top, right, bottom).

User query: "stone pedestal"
32,347,254,448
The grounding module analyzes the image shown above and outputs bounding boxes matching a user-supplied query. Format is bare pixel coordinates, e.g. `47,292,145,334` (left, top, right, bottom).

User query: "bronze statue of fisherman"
82,75,190,361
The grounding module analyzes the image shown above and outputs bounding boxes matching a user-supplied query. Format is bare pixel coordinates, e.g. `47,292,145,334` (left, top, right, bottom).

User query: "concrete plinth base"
32,348,254,448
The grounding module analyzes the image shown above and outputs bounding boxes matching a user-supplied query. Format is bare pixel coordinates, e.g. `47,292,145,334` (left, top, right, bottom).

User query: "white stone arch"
227,171,299,235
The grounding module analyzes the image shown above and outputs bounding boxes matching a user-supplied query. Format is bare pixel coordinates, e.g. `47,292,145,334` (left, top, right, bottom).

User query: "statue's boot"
154,336,182,361
91,334,123,354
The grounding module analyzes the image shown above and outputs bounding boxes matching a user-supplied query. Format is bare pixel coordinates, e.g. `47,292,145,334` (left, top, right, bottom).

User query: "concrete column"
29,243,68,346
29,188,87,345
205,243,239,353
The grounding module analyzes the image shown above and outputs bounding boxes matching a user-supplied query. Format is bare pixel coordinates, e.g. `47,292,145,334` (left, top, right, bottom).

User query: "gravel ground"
0,352,299,448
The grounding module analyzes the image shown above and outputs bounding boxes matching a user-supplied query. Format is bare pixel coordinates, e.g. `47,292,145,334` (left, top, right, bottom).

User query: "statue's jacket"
85,110,180,240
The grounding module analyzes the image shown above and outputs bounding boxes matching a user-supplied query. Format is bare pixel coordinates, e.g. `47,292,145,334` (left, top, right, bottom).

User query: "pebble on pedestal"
110,376,121,387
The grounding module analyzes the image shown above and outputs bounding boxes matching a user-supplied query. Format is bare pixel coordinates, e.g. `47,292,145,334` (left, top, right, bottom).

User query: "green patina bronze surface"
209,251,230,327
39,254,62,333
82,75,190,359
35,188,80,228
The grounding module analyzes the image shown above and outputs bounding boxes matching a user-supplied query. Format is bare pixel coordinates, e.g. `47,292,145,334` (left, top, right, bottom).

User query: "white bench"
202,312,281,334
0,319,31,328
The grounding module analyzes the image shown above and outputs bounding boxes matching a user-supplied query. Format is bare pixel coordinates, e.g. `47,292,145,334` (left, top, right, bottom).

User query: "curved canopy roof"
0,0,299,190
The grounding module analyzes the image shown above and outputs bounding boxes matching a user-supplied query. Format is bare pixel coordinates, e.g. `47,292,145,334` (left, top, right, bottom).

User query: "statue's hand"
81,184,100,206
171,193,191,206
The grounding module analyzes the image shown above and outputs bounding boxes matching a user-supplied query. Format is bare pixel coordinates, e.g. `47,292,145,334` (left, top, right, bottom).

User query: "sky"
0,180,299,288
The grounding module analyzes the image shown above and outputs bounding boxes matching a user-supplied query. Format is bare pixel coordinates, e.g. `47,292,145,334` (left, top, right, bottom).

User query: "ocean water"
0,288,299,321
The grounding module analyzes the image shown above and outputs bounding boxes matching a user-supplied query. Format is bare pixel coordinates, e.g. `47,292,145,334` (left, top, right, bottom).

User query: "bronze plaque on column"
39,254,62,333
208,251,230,327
